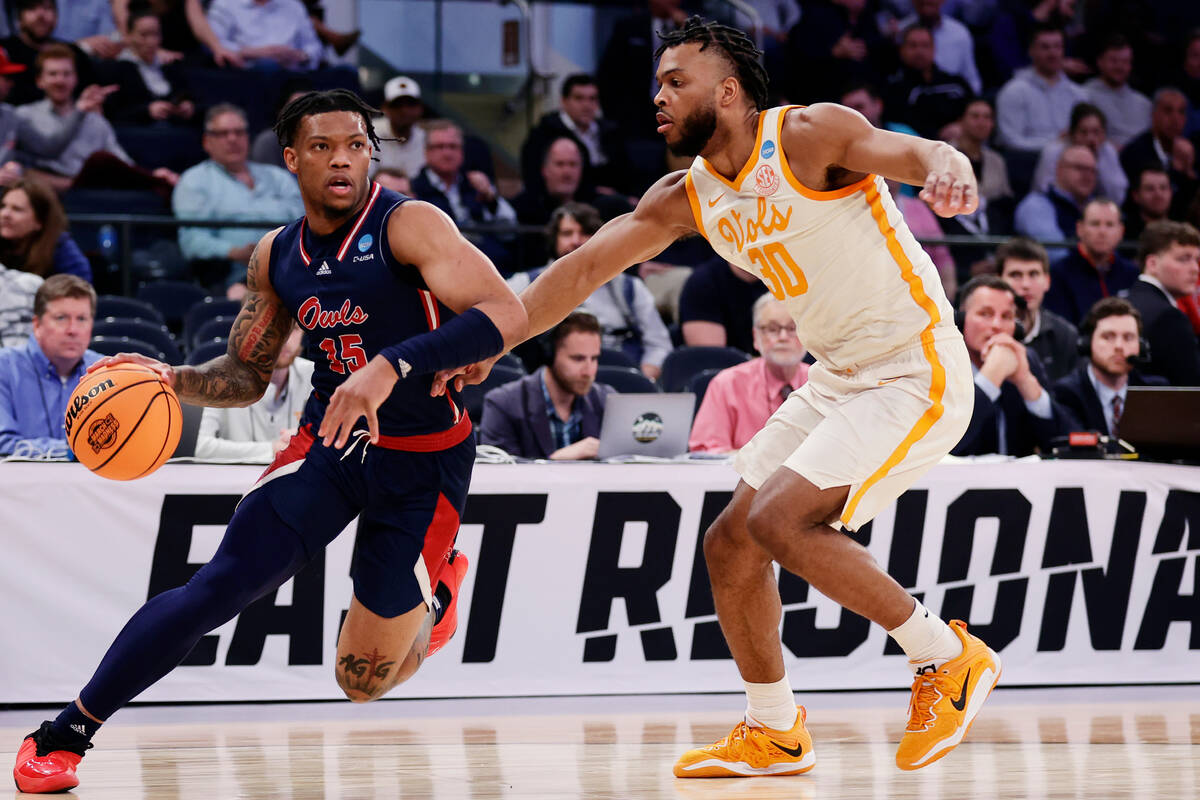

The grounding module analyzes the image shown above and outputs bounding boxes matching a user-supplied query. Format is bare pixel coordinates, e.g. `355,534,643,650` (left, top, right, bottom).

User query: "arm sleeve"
479,391,524,456
53,236,93,282
630,278,673,368
173,175,235,260
688,374,736,452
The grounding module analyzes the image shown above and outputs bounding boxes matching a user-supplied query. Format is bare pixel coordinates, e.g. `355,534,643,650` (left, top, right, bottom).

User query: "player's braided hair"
273,88,384,151
654,16,768,110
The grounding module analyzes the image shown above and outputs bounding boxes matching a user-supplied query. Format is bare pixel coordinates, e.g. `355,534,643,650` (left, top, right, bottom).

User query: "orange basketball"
65,363,182,481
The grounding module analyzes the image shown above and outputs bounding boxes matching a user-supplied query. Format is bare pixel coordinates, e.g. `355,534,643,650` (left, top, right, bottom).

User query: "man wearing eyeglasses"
689,294,810,453
173,103,303,299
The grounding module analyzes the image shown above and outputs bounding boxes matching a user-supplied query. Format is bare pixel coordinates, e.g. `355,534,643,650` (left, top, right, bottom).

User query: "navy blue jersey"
269,183,466,441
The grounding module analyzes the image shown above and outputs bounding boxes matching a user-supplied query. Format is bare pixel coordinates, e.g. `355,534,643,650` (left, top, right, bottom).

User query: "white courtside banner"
2,460,1199,703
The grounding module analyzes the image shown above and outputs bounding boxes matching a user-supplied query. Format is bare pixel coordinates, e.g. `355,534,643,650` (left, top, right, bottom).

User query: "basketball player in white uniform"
438,17,1000,777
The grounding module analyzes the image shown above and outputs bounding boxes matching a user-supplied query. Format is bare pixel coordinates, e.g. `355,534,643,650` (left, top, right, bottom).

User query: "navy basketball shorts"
243,422,475,618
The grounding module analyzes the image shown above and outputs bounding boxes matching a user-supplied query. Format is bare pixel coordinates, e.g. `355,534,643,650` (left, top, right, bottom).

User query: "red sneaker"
13,721,92,794
427,549,469,658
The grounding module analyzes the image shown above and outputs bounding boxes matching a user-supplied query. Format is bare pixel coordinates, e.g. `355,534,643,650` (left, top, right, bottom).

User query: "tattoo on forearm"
175,240,291,407
338,650,396,699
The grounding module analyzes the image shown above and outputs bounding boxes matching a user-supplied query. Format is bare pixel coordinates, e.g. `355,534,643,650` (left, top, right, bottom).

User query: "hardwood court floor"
4,687,1199,799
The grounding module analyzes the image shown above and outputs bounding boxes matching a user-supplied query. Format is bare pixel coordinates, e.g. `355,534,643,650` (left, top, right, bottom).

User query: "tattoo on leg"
339,649,397,698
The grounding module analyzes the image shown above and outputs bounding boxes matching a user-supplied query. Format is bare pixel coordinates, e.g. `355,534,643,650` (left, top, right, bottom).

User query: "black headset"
1077,313,1152,364
954,276,1027,342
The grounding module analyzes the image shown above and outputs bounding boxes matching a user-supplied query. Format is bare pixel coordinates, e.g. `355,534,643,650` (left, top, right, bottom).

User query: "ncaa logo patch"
754,164,780,196
357,233,373,253
760,140,776,159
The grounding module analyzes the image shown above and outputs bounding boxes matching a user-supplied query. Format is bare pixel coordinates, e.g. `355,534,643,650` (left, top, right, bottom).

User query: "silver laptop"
597,392,696,460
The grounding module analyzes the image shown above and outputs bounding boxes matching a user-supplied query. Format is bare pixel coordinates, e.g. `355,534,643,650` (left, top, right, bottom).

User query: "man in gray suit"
480,311,614,460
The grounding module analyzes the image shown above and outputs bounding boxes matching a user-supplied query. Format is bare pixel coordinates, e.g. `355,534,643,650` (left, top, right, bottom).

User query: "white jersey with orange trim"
683,105,956,373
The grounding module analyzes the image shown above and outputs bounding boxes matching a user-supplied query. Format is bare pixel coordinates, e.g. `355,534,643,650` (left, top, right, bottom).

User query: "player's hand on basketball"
430,353,502,396
318,355,398,448
87,353,175,386
919,153,978,218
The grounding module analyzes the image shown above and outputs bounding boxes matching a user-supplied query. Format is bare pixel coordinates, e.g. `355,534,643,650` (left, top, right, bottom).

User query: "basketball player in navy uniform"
12,89,528,794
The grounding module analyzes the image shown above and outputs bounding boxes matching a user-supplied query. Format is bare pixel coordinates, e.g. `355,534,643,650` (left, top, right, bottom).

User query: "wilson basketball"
65,363,182,481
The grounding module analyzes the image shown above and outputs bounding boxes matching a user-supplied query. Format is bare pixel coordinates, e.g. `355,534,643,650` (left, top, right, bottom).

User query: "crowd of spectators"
0,0,1197,465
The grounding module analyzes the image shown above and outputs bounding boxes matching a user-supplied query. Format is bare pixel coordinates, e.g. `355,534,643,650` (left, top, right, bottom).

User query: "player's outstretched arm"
87,232,291,407
787,103,978,218
317,201,528,448
521,171,697,340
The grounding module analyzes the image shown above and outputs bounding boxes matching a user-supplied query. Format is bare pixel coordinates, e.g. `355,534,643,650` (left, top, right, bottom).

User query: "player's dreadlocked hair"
273,88,384,151
654,16,768,111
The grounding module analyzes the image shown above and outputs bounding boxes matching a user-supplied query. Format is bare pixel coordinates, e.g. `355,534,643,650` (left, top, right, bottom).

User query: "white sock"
743,676,797,731
888,599,962,674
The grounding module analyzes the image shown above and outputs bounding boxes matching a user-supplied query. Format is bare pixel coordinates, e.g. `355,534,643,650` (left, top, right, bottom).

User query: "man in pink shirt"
689,295,810,452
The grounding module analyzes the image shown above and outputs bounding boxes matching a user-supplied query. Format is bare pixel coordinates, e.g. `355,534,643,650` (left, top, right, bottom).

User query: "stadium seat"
91,319,182,364
599,348,637,368
660,346,750,392
190,317,237,349
95,295,164,324
88,335,165,361
137,281,210,332
183,298,243,346
187,338,229,366
686,367,723,414
459,363,525,425
596,365,659,394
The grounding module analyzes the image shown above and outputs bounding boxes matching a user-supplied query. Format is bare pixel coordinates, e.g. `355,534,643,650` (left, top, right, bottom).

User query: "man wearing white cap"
371,75,425,180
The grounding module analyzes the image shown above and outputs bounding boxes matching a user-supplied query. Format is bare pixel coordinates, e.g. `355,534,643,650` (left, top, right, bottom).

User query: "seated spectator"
369,76,425,180
0,274,100,458
173,103,303,297
1124,164,1174,242
882,22,972,139
1032,103,1127,205
1044,198,1138,326
997,237,1078,381
679,257,767,353
196,326,313,462
511,136,630,237
103,7,196,127
1053,297,1166,435
951,275,1069,456
1082,34,1151,150
251,77,312,167
995,24,1087,157
372,166,410,195
207,0,323,70
785,0,890,104
0,261,43,346
411,119,516,271
111,0,244,68
507,203,672,380
0,179,91,281
1120,89,1197,212
14,44,125,193
841,82,917,137
1124,221,1200,386
480,311,614,460
689,294,810,453
1014,144,1096,259
520,73,632,196
897,0,982,94
949,97,1012,203
0,0,94,106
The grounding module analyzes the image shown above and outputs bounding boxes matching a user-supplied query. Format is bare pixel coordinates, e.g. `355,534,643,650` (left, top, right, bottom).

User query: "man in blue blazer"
952,276,1071,456
1054,297,1168,434
480,311,615,460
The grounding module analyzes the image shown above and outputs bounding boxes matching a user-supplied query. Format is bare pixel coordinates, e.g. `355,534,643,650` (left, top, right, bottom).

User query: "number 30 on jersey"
748,242,808,300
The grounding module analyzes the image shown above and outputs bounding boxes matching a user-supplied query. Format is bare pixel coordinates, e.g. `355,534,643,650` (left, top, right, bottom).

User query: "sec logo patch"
754,164,780,196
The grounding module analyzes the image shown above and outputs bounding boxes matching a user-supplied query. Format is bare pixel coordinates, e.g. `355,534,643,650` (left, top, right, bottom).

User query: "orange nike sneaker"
13,721,92,794
673,706,815,778
427,549,468,658
895,619,1002,771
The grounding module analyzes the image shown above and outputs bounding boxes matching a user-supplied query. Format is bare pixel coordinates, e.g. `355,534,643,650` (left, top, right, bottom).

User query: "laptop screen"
597,393,696,460
1121,386,1200,459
